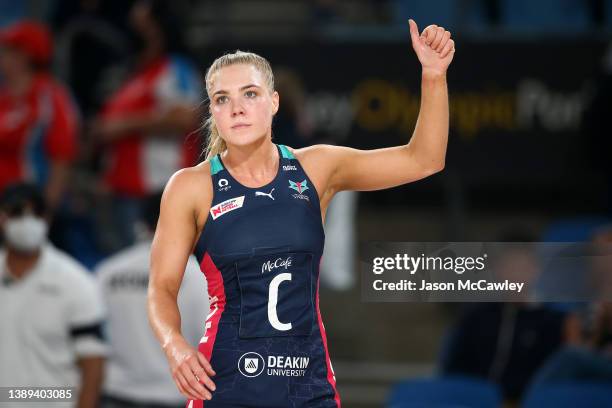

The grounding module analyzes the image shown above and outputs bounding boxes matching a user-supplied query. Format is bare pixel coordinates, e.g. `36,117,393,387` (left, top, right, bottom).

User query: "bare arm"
95,105,202,144
148,166,216,401
307,20,454,194
75,356,104,408
45,161,71,213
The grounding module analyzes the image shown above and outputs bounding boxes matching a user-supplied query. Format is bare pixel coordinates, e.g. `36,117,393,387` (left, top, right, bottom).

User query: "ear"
271,90,279,115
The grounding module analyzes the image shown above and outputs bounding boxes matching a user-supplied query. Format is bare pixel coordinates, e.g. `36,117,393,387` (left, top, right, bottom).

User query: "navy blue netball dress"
188,143,341,408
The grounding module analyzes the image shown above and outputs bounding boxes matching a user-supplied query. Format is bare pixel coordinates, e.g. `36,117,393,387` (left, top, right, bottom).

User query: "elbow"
424,161,445,176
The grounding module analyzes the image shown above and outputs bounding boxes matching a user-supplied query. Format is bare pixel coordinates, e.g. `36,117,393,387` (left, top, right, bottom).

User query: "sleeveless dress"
187,143,341,407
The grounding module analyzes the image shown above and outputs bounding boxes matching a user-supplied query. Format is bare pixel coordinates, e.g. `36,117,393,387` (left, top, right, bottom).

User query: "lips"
231,123,251,129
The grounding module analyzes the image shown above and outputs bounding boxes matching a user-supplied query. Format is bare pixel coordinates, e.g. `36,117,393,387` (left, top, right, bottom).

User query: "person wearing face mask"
0,182,107,408
95,191,208,408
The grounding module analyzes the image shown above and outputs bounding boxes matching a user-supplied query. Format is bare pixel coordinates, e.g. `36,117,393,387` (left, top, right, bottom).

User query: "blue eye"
245,90,257,98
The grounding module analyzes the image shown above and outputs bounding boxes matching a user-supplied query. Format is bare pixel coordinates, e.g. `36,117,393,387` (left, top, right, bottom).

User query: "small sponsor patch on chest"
210,195,245,220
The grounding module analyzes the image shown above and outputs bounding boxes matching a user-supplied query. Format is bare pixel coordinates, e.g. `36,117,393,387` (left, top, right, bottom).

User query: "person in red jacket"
0,20,79,212
92,0,202,252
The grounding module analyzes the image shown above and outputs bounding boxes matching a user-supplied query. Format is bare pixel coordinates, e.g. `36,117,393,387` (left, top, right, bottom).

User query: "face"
129,1,156,40
209,64,279,148
0,46,29,79
494,248,539,301
0,201,48,253
496,250,539,281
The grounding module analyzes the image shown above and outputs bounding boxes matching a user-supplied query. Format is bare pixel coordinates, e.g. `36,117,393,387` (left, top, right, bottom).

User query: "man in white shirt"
96,192,208,408
0,183,107,408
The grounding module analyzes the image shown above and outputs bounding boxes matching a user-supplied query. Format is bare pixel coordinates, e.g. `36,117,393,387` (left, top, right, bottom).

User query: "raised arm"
318,19,455,193
147,167,216,401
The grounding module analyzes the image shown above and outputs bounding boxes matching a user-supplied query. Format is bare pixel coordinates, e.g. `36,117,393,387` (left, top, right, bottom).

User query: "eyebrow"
212,84,261,98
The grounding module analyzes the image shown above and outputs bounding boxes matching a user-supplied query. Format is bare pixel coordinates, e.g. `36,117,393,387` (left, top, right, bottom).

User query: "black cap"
0,182,46,216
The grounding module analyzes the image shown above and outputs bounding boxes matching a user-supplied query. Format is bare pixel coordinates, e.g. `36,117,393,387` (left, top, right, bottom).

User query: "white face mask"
4,214,48,253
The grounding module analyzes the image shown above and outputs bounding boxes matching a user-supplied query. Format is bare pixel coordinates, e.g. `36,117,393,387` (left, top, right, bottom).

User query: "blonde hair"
202,50,275,161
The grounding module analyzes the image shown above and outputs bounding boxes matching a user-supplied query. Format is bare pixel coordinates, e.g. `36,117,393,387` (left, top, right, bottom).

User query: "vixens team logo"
289,180,310,201
289,180,308,194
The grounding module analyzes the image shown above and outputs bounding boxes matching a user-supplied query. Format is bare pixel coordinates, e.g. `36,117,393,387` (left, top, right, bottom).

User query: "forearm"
101,106,200,143
406,71,449,171
76,357,104,408
123,110,196,134
148,286,188,352
45,161,70,213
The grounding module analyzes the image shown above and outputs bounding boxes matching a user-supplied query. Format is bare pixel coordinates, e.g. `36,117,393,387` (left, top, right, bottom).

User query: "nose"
230,100,245,117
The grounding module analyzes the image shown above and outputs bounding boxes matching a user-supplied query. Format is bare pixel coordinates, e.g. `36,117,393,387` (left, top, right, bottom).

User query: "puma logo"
255,188,275,200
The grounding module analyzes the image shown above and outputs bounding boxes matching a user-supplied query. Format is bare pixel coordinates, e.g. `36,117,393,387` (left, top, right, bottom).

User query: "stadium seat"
522,382,612,407
387,376,502,408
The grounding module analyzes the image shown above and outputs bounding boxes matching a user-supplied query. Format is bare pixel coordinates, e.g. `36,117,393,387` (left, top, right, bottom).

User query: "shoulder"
283,144,347,199
94,242,149,279
44,245,96,289
289,144,349,179
165,162,212,199
162,161,214,218
289,143,348,163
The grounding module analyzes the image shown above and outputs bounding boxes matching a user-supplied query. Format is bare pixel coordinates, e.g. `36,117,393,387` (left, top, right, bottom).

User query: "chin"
224,131,267,147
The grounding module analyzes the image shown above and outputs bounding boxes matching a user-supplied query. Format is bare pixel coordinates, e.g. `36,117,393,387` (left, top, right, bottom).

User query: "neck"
222,138,277,179
5,247,41,281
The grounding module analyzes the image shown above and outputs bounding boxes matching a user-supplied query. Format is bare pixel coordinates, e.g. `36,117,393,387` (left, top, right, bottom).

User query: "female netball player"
148,19,454,407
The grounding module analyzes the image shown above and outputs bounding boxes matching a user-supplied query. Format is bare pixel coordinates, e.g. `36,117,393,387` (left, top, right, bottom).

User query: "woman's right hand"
164,337,216,400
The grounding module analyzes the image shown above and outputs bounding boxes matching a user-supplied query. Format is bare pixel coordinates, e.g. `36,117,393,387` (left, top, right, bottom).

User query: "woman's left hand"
409,19,455,76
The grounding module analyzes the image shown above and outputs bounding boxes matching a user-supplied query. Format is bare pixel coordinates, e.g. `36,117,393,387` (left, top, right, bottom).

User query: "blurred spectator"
438,235,581,403
92,0,203,253
0,20,79,212
530,226,612,386
95,191,208,408
0,182,106,408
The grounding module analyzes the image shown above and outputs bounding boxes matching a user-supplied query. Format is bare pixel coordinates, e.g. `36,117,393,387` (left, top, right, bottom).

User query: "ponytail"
204,115,227,161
